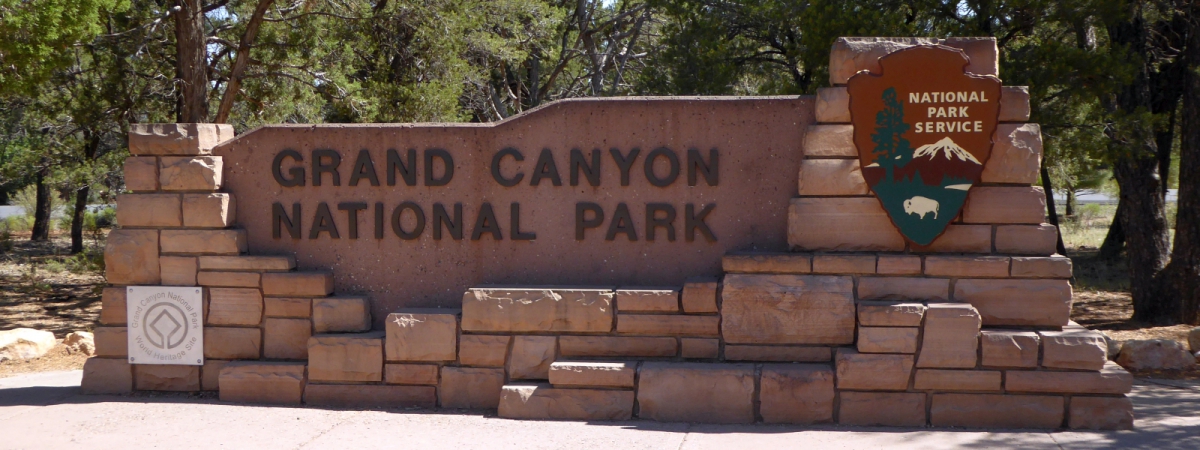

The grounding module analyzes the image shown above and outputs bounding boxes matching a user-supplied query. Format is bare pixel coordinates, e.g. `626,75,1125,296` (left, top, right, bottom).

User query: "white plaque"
127,286,205,365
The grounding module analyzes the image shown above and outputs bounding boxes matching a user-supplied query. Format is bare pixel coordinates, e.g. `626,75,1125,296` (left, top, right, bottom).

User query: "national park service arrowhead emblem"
847,45,1002,246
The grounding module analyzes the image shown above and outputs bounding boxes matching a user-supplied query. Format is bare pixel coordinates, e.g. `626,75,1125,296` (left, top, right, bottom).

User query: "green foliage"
0,0,129,95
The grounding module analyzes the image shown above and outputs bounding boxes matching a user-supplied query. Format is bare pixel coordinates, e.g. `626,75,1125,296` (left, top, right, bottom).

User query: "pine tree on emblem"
871,87,912,182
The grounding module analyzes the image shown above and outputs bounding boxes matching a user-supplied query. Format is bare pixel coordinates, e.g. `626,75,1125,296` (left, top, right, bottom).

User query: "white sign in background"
126,286,205,365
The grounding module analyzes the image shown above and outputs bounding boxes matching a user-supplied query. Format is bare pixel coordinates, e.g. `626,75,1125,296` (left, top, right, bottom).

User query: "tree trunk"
1066,188,1076,217
1041,164,1069,255
70,186,89,254
176,0,208,123
1169,2,1200,325
30,166,52,241
213,0,274,123
1113,154,1172,323
1099,202,1125,259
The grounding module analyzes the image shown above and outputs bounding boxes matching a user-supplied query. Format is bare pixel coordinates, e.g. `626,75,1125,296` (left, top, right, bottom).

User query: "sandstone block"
617,314,718,336
722,252,812,274
838,392,927,427
981,330,1039,368
313,297,371,333
680,338,719,359
439,367,505,409
558,336,676,357
264,297,311,318
508,335,557,380
812,254,875,274
798,159,868,196
548,362,636,388
261,271,333,297
498,384,634,421
134,365,200,391
924,256,1010,278
100,287,128,325
305,384,436,409
159,256,198,286
722,274,854,345
461,287,614,333
803,124,856,157
858,276,949,301
681,277,719,313
857,301,926,327
93,326,127,358
160,156,222,191
199,255,296,272
1011,256,1073,278
835,349,913,391
999,86,1031,122
911,224,993,253
206,288,263,326
218,361,305,405
1040,329,1108,371
815,87,850,123
182,193,235,228
789,198,905,251
459,334,510,367
615,288,679,312
105,229,160,285
914,369,1001,391
876,255,921,275
160,229,246,255
759,364,835,424
930,393,1063,429
858,327,919,354
1116,339,1196,370
116,194,181,227
637,362,755,424
203,327,261,359
995,224,1059,255
263,318,311,360
954,279,1071,327
1068,396,1134,430
385,364,439,385
201,359,227,391
917,304,981,369
724,345,831,362
129,123,234,155
386,309,458,362
829,37,998,84
124,156,159,191
963,186,1046,224
1005,363,1134,394
197,271,260,288
982,123,1042,184
80,358,133,394
308,332,384,383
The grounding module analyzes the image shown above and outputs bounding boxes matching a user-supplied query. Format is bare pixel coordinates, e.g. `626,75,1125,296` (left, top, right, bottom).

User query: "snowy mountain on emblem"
912,137,981,165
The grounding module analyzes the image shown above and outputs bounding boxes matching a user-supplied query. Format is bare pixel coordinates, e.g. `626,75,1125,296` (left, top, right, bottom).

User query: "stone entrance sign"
126,286,204,365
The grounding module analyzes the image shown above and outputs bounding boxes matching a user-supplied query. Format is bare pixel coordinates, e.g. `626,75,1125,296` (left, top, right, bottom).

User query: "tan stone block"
263,318,311,360
439,367,505,409
305,384,436,409
914,369,1001,391
637,362,755,424
201,359,227,391
160,229,246,255
549,362,636,388
313,297,371,333
829,37,997,84
857,301,926,327
911,224,993,253
981,330,1039,368
1005,362,1134,394
105,229,159,285
798,159,868,196
877,255,922,275
930,393,1063,429
461,287,614,333
615,288,679,312
93,326,127,358
459,335,510,367
857,327,919,354
558,336,676,357
724,345,831,362
954,279,1071,327
385,309,458,362
198,255,296,272
721,274,855,345
129,123,234,155
499,384,634,421
924,256,1010,278
995,224,1058,255
264,297,311,318
206,288,263,326
759,364,835,424
835,349,913,391
508,335,557,380
803,124,856,157
1011,256,1072,278
218,361,305,405
160,156,222,191
815,87,850,123
722,252,812,274
384,363,439,385
100,287,128,325
260,271,333,297
80,358,133,394
917,304,981,369
116,194,181,227
858,276,949,301
680,338,719,359
617,314,718,337
982,123,1041,184
789,198,905,251
159,256,198,286
1040,329,1108,371
1068,396,1134,430
963,186,1046,224
838,392,927,427
204,327,261,359
124,156,159,191
812,254,875,274
134,365,200,391
999,86,1031,122
681,277,718,313
182,193,235,228
197,271,260,288
308,332,384,383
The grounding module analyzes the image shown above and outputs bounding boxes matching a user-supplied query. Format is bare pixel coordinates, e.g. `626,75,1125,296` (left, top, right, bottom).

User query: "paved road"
1,371,1198,450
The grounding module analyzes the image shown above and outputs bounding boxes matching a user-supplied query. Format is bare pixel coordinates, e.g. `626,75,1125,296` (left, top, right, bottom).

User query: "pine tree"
870,87,912,182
